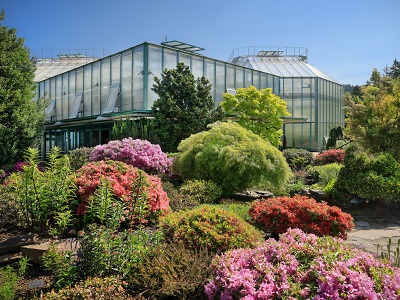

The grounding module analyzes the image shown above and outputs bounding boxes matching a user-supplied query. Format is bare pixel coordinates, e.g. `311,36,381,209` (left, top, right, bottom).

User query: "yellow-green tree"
220,86,290,147
344,70,400,159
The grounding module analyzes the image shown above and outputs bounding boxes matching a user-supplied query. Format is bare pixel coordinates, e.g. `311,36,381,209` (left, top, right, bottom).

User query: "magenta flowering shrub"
89,138,172,174
205,228,400,299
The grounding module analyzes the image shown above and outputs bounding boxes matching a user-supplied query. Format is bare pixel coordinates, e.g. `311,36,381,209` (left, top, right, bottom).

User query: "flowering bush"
89,138,172,174
75,160,170,227
205,228,400,300
160,205,264,253
179,179,222,204
249,195,354,239
314,149,345,165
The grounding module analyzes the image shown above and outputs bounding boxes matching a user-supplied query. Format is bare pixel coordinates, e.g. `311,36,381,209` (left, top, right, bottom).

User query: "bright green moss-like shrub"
306,163,343,190
173,121,291,196
179,179,222,204
160,205,263,253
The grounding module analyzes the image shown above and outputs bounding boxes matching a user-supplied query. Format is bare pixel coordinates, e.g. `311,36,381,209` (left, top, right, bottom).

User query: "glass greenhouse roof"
161,40,205,53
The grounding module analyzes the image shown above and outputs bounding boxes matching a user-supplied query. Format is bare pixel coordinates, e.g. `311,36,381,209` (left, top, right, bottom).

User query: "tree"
173,121,291,196
0,11,47,166
344,70,400,159
384,58,400,79
151,63,222,152
220,86,290,147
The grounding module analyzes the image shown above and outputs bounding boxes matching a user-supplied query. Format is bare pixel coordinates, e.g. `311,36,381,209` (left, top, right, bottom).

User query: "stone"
355,221,370,228
0,233,36,255
28,279,45,289
0,252,23,266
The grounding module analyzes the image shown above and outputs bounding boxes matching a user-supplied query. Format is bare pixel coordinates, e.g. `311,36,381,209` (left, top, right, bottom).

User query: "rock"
355,221,370,228
308,189,330,202
20,238,79,265
0,252,23,266
0,233,36,255
28,279,45,289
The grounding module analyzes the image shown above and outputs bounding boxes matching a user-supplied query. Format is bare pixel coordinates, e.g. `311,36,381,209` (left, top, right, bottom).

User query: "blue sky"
1,0,399,85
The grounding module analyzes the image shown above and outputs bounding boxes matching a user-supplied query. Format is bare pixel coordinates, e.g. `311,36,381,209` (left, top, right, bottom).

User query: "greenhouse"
34,41,344,154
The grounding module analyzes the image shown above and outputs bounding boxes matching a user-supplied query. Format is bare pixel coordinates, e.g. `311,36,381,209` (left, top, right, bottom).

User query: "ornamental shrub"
68,147,92,171
314,149,345,165
173,121,291,196
75,160,170,227
306,162,343,190
205,228,400,300
89,137,172,174
249,195,354,239
282,148,314,170
179,179,222,204
332,145,400,204
160,205,263,253
41,277,135,300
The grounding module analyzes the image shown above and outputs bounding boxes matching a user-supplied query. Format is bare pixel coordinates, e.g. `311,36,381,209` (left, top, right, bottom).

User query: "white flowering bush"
89,138,172,174
205,228,400,299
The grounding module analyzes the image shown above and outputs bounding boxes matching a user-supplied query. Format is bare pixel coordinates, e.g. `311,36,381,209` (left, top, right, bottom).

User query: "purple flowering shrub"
205,228,400,299
89,138,172,174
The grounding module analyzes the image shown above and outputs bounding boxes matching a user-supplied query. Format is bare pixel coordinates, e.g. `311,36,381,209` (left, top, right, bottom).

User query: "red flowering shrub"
75,160,170,226
314,149,345,165
249,195,354,239
160,205,264,253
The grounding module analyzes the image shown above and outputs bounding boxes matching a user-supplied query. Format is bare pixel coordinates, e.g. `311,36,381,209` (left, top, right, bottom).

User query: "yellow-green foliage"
160,205,263,253
173,121,291,196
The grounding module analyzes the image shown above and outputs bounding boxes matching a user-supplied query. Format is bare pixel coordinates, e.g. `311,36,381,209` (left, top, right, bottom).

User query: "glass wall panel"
55,75,62,120
39,82,45,98
283,78,293,116
83,65,92,116
226,65,235,90
204,59,215,101
100,58,110,114
192,56,203,78
293,124,302,148
267,75,274,90
285,124,293,148
292,78,302,118
44,80,50,99
121,50,132,112
148,46,162,108
50,78,55,101
245,69,252,88
302,123,311,149
253,71,260,89
111,54,121,85
62,73,69,119
133,46,144,109
273,77,280,95
92,61,100,115
215,62,225,104
235,67,244,89
260,73,268,89
76,68,83,93
163,48,177,70
178,52,191,67
68,72,76,117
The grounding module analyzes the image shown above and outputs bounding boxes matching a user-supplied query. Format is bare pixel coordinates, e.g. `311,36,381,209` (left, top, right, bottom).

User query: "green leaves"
151,63,222,152
221,86,290,147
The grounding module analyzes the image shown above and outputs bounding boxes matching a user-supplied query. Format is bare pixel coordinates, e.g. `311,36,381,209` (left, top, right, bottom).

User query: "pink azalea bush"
89,138,173,174
205,228,400,299
75,160,170,226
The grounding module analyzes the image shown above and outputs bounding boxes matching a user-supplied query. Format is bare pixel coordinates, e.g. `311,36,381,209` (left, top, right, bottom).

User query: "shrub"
89,138,172,174
6,147,75,235
282,148,314,170
213,203,252,223
75,160,170,227
314,149,345,165
160,205,263,253
332,146,400,204
306,162,343,189
249,195,354,239
76,225,164,279
205,228,400,300
68,147,92,171
173,121,291,196
41,276,134,300
180,179,222,204
128,242,212,299
0,258,28,300
162,180,200,212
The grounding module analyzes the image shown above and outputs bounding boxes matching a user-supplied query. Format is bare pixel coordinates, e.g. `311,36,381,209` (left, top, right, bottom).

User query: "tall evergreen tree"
151,63,222,152
0,11,47,166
